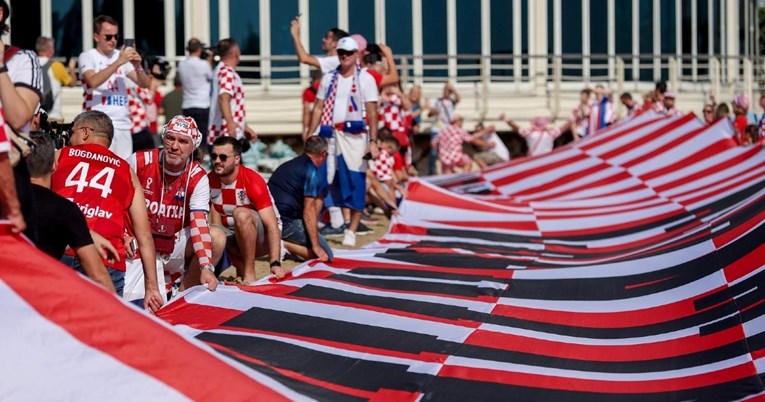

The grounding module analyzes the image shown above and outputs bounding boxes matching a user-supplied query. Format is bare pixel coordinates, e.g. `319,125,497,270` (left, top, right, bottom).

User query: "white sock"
329,207,344,228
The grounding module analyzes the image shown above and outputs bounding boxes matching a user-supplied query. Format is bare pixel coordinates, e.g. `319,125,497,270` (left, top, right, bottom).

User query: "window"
385,0,412,54
135,0,165,56
10,0,41,50
456,0,481,79
590,0,608,77
271,0,299,81
349,0,375,44
561,0,582,77
490,0,513,78
210,0,219,45
421,0,447,79
308,1,338,55
51,0,83,58
230,0,260,79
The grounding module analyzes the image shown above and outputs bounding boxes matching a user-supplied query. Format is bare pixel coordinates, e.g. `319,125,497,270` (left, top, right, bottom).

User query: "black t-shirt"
32,184,93,260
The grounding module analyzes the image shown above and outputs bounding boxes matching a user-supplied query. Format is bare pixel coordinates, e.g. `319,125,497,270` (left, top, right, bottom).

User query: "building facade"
9,0,759,87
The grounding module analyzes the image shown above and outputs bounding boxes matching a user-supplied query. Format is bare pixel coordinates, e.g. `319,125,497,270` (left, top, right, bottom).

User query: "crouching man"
209,136,284,283
125,115,225,301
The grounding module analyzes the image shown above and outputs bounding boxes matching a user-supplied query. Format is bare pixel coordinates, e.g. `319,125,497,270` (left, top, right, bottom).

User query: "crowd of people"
1,4,764,311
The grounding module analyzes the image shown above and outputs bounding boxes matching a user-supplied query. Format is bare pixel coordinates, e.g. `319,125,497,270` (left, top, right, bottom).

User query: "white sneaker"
342,229,356,247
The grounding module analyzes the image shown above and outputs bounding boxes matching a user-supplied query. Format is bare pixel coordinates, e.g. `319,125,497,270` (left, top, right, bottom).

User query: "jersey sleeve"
217,66,236,97
9,50,43,95
318,56,339,74
302,87,316,103
78,51,96,78
360,72,379,103
244,169,274,212
188,174,210,212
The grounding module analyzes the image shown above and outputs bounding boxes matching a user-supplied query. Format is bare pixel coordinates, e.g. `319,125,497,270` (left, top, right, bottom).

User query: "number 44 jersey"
52,143,136,270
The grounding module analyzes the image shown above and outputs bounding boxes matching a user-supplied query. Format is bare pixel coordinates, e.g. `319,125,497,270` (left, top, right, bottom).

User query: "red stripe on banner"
722,243,765,284
0,229,288,402
491,286,727,328
407,180,512,213
647,143,759,191
529,169,636,202
465,324,747,362
158,297,244,329
578,117,668,152
429,219,538,231
492,152,592,188
437,361,757,393
623,275,679,290
596,115,697,161
208,343,380,400
319,276,502,304
535,199,672,220
622,123,709,169
389,223,428,235
369,389,422,402
325,257,516,279
508,164,614,198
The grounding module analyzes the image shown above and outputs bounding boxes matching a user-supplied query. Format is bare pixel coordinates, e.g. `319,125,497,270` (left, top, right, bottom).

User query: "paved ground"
219,212,392,284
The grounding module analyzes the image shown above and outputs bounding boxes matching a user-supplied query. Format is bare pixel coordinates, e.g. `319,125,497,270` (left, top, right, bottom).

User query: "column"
653,0,660,81
82,0,93,51
675,0,682,79
582,0,590,82
530,0,547,95
480,0,491,82
691,0,697,81
219,0,230,39
338,0,349,31
260,0,271,89
375,0,385,44
123,0,135,40
725,0,738,83
184,0,211,45
553,0,561,56
632,0,639,82
41,0,52,37
164,0,176,61
447,0,457,80
298,0,309,82
607,0,615,82
412,0,423,84
512,0,521,82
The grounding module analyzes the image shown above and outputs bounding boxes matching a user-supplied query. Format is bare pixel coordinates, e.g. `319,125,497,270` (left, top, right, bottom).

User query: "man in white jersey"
79,14,151,160
290,16,348,74
178,38,212,136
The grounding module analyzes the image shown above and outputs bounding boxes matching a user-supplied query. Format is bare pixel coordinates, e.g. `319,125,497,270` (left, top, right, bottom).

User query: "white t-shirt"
177,55,212,109
79,48,136,130
2,48,43,131
318,55,340,74
485,131,510,161
519,127,563,157
317,70,379,125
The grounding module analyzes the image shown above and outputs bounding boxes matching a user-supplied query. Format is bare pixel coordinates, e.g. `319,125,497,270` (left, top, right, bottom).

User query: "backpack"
40,59,55,113
3,46,36,167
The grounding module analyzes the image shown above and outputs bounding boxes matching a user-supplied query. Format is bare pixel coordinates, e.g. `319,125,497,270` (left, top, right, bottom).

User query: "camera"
148,57,171,80
32,112,73,149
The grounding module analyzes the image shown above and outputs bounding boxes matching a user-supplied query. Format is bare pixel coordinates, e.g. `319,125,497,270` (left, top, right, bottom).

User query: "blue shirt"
267,154,327,222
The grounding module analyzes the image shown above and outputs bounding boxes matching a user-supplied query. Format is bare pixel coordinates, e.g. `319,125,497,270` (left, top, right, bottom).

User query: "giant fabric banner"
161,113,765,401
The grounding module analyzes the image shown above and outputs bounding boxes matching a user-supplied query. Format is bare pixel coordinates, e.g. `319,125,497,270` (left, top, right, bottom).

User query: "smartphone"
124,38,135,48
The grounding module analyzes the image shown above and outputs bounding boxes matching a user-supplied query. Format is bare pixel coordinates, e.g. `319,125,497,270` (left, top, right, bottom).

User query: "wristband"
0,65,8,74
201,264,215,273
270,261,282,268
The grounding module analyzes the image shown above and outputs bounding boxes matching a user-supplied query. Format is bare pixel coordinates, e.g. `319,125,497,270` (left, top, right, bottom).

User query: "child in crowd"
367,136,404,217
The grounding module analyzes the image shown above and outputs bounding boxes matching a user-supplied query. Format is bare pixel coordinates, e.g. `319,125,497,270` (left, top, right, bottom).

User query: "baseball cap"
530,116,551,128
450,113,464,124
163,115,202,148
663,91,676,99
186,38,205,52
336,37,359,52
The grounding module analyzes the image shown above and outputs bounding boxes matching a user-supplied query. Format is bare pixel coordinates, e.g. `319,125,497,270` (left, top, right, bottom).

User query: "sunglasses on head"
103,34,119,41
210,152,232,162
337,49,356,57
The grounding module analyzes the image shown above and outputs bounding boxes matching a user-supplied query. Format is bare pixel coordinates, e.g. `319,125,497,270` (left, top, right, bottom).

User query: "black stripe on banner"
222,307,460,355
330,273,506,298
349,266,505,282
198,331,433,393
415,374,764,402
370,252,525,270
210,347,365,402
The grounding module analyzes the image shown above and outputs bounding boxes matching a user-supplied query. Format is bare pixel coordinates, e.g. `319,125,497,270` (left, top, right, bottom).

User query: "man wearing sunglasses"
308,37,379,247
78,14,151,160
124,115,224,301
209,136,284,284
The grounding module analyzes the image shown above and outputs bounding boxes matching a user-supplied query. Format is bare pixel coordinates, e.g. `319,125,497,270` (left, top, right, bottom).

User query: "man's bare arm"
127,170,163,312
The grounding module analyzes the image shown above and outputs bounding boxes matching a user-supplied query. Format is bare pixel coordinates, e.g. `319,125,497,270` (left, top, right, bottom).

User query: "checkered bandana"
163,115,202,148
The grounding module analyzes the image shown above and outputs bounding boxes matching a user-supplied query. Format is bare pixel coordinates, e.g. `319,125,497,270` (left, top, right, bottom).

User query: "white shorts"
123,227,191,302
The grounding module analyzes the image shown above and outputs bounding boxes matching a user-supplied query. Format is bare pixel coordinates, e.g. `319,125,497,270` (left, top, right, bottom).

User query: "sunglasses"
210,152,233,162
103,34,119,41
337,49,356,57
703,109,713,114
